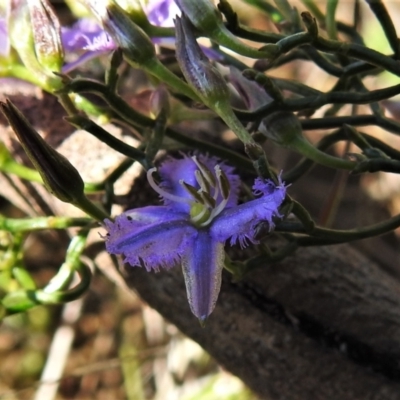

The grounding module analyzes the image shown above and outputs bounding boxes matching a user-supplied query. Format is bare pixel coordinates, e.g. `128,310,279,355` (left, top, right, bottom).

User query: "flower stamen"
192,156,216,187
147,167,192,205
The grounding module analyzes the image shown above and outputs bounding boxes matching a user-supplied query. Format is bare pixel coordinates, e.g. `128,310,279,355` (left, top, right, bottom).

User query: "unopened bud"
27,0,64,72
8,0,62,90
175,15,229,105
259,111,303,148
0,99,85,204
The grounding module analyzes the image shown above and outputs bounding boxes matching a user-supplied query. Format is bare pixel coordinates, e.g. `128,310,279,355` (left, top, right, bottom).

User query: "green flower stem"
44,229,89,293
2,263,92,313
228,24,283,44
57,92,80,116
283,127,400,183
212,24,276,59
146,25,175,38
62,78,256,170
0,233,24,271
242,82,400,121
301,46,343,77
325,0,338,40
290,198,315,232
62,79,152,129
267,32,312,57
0,215,91,232
39,262,92,303
1,230,91,313
0,159,43,183
72,194,109,221
301,16,400,76
12,267,36,290
276,212,400,245
214,102,255,144
0,64,49,89
133,58,201,102
105,49,123,92
0,158,111,195
302,113,400,136
289,135,356,170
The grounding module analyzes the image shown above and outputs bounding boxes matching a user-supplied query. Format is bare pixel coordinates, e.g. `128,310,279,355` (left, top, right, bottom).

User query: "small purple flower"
61,18,115,73
145,0,180,27
104,154,286,323
60,1,221,72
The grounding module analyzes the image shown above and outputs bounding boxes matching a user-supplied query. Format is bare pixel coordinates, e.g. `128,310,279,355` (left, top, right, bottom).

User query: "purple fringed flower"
103,154,286,323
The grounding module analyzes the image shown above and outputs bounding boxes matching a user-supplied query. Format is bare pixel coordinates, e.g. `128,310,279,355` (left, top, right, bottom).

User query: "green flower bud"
260,111,356,171
0,99,85,204
175,15,229,106
8,0,63,90
27,0,64,73
259,111,303,148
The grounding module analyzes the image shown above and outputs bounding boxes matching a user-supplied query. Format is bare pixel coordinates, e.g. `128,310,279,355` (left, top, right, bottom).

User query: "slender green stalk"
291,136,356,170
325,0,338,40
136,58,201,102
0,216,92,232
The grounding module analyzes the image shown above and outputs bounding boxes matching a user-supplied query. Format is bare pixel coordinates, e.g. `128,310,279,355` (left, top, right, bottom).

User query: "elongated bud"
27,0,64,72
259,111,303,148
175,15,229,105
83,0,155,66
8,0,62,90
0,100,85,204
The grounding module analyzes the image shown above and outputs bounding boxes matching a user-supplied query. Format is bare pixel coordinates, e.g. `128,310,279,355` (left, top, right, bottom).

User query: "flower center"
146,156,231,227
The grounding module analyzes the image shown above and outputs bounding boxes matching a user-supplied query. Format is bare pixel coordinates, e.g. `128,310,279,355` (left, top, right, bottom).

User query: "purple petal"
211,177,286,247
61,18,115,52
228,67,272,111
145,0,180,27
0,17,9,57
181,230,225,323
158,154,241,212
104,206,197,271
